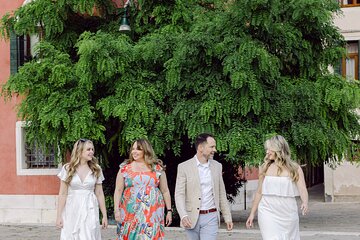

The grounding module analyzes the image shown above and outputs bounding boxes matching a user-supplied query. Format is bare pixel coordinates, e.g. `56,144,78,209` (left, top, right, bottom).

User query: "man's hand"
226,222,233,231
181,216,192,228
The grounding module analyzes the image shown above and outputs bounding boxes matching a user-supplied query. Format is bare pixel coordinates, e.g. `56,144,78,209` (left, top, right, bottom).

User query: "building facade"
0,0,127,225
0,0,60,224
336,1,360,81
323,1,360,202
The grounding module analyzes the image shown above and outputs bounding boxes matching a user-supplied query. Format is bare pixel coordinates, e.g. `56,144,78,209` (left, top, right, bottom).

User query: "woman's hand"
165,211,172,226
246,213,255,229
56,216,63,229
300,202,308,215
114,210,121,222
102,216,108,229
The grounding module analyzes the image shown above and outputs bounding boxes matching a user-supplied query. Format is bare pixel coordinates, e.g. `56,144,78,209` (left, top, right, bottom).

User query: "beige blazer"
175,156,232,229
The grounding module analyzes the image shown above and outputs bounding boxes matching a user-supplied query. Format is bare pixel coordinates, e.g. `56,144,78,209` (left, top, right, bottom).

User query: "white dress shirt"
196,156,216,210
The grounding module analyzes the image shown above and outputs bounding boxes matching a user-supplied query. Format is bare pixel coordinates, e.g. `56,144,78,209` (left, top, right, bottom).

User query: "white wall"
0,195,57,224
324,161,360,202
334,7,360,40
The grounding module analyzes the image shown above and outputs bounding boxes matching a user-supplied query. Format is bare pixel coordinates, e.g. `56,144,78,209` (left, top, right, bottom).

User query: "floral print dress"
116,162,165,240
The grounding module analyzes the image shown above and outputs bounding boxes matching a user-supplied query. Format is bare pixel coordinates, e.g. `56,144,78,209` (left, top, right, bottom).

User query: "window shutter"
10,31,18,74
10,31,25,74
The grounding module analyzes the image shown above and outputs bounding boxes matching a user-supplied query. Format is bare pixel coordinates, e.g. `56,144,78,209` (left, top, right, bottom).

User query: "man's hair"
195,133,214,150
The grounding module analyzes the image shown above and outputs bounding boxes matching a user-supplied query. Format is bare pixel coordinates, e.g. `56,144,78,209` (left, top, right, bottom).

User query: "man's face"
200,137,217,160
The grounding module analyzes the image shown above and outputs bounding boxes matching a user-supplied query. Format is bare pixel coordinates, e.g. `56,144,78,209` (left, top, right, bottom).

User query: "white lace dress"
258,176,300,240
57,165,105,240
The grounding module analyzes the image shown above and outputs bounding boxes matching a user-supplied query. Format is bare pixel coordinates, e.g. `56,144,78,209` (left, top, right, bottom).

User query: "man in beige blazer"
175,133,233,239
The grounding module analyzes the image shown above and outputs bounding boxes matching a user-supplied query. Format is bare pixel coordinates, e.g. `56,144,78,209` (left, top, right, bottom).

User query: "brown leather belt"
199,208,217,214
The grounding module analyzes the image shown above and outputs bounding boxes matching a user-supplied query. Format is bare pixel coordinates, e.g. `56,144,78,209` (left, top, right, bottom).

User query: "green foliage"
1,0,360,195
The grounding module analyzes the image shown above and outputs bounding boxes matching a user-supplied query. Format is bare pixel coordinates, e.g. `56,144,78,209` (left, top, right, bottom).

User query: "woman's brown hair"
126,139,165,171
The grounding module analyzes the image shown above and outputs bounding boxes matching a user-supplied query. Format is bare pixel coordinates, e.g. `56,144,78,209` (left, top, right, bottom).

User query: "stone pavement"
1,184,360,239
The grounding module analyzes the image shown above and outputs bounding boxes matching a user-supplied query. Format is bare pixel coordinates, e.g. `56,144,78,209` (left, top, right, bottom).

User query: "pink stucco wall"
0,0,59,195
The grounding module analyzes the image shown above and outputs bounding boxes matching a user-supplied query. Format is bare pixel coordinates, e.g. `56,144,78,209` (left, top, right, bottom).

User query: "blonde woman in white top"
246,135,308,240
56,139,108,240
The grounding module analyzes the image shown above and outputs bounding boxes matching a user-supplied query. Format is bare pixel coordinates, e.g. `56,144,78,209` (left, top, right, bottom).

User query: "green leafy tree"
1,0,360,221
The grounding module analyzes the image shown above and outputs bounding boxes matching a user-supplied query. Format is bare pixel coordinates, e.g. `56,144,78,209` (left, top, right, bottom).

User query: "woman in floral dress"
114,139,172,240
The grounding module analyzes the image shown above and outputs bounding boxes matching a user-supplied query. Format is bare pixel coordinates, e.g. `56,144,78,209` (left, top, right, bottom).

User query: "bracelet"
167,209,173,213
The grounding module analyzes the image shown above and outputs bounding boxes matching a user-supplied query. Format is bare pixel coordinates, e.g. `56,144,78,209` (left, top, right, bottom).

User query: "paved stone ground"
1,184,360,239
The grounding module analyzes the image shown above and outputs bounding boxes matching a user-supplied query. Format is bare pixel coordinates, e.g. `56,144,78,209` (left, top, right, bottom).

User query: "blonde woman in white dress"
56,139,108,240
246,135,308,240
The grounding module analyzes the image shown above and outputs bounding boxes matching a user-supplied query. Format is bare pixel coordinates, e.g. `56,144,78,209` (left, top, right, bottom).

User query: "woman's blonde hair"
261,135,299,181
127,139,165,170
64,139,101,185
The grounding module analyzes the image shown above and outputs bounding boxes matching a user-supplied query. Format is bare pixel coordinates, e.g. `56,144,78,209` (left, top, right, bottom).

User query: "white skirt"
60,190,101,240
258,195,300,240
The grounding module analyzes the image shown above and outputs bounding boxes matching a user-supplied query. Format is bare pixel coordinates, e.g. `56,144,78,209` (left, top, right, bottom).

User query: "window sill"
16,168,61,176
341,4,360,7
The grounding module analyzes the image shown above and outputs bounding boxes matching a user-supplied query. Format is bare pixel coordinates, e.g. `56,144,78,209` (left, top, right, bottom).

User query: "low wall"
0,195,57,224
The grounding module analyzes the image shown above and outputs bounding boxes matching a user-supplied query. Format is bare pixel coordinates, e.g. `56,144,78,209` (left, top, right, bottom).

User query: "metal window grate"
25,143,57,169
